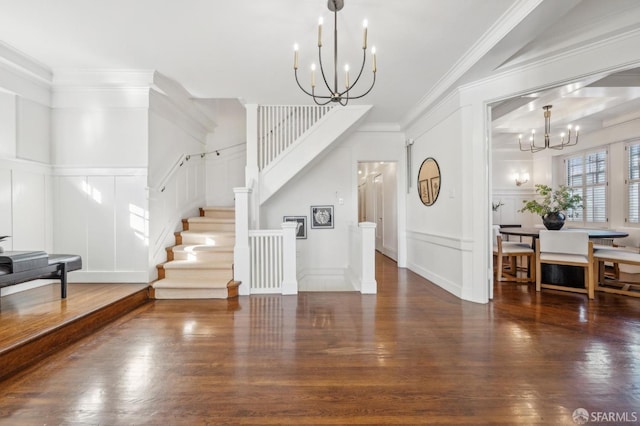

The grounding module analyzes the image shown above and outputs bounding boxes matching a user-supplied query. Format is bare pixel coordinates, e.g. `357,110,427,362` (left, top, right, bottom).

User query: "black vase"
542,212,566,230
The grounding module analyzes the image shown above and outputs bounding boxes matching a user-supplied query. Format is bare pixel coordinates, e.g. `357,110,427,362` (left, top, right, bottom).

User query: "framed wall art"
283,216,307,239
310,205,334,229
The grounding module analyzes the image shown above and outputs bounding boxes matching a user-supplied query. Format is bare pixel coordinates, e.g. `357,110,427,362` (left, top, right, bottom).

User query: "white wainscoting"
405,230,469,298
52,168,149,283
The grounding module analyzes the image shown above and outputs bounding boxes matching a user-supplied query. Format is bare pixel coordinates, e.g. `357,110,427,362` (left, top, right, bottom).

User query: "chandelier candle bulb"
293,44,299,70
345,64,349,88
292,0,376,105
518,104,579,152
372,46,377,72
363,19,368,49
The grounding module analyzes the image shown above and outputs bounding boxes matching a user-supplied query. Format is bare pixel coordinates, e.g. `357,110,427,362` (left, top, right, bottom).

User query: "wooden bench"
593,248,640,298
0,251,82,299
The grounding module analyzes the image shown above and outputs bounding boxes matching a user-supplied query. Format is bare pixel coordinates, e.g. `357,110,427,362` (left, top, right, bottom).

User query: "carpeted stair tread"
162,260,232,270
188,217,234,224
172,244,233,253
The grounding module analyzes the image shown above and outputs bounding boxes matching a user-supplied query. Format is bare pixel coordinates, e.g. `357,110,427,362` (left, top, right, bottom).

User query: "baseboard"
298,267,356,292
406,261,462,298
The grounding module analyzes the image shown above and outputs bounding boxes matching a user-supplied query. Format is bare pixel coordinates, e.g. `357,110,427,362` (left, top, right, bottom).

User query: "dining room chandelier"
293,0,376,106
518,105,579,152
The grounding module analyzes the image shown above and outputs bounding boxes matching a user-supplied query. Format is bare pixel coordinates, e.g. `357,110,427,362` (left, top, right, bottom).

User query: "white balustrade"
248,223,298,294
258,105,333,170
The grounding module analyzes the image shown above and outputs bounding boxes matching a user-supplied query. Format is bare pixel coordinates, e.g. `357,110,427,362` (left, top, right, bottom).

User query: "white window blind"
627,143,640,223
565,149,607,223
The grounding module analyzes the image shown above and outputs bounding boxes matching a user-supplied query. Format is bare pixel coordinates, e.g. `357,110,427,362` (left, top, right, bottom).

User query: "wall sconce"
513,172,529,186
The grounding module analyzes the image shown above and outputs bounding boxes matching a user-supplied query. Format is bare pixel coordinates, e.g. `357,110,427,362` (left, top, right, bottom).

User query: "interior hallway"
0,253,639,424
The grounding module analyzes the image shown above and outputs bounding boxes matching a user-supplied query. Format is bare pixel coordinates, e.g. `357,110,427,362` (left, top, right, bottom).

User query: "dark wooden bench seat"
0,252,82,299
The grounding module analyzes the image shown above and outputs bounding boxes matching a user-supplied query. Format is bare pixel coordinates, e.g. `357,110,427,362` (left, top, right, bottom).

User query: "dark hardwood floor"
1,254,639,424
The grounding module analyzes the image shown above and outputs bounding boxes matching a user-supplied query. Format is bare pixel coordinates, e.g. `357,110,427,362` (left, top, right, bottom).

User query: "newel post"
234,187,252,295
359,222,377,294
281,222,298,295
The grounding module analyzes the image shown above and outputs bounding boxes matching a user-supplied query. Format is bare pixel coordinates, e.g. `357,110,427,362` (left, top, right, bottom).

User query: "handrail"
149,142,246,192
148,152,205,193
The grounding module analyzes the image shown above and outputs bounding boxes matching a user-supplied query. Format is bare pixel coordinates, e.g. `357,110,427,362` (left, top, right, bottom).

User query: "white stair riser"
180,233,235,246
188,222,235,232
164,268,232,281
155,288,228,299
172,251,234,262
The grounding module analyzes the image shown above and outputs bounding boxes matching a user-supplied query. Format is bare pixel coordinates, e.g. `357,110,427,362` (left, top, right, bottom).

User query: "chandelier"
293,0,377,106
518,105,579,152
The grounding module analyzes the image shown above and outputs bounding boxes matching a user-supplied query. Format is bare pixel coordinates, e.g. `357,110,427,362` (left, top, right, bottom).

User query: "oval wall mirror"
417,157,441,206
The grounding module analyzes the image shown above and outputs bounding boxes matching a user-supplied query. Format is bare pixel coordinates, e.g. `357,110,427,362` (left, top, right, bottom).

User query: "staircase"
152,207,240,299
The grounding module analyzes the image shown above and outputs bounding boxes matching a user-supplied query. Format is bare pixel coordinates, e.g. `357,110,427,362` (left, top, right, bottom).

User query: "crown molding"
52,69,155,88
0,41,52,85
400,0,543,130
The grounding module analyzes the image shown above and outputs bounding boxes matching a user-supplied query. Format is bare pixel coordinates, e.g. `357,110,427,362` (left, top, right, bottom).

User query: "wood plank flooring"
1,254,640,424
0,283,150,381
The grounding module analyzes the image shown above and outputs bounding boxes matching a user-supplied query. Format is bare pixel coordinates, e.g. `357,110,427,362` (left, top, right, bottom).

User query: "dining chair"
493,226,535,283
535,230,594,299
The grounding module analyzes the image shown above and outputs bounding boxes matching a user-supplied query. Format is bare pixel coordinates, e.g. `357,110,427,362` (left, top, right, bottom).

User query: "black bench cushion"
0,251,48,273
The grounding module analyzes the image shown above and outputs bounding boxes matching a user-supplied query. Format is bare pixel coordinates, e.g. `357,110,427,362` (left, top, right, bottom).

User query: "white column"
359,222,377,294
234,187,252,295
245,104,261,229
281,222,298,295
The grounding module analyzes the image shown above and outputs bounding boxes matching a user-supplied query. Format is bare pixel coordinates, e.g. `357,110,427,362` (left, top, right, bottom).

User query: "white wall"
430,24,640,303
404,94,468,298
206,143,246,207
260,129,404,291
51,73,151,282
147,86,213,278
491,149,535,227
203,99,246,208
0,48,54,295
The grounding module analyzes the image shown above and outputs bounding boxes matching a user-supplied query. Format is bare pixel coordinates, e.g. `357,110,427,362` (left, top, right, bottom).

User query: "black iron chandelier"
293,0,377,106
518,105,579,152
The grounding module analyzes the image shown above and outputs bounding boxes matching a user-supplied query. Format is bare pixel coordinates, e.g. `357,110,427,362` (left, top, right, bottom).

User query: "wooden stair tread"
153,279,233,289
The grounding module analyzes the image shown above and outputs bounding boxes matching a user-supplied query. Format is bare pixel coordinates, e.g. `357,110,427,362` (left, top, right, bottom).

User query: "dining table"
499,227,629,246
498,227,629,287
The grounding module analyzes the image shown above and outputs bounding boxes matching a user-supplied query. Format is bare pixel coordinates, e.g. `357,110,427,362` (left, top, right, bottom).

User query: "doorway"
357,161,399,261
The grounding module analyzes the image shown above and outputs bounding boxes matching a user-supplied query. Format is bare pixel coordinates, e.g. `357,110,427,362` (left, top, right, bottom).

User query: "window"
565,149,607,224
626,143,640,223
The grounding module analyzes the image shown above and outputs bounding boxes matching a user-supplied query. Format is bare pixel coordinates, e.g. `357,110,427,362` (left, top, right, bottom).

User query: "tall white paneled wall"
0,47,215,292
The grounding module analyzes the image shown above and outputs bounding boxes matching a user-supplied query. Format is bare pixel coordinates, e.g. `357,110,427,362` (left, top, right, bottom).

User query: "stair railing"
258,105,333,170
234,188,297,295
247,222,297,295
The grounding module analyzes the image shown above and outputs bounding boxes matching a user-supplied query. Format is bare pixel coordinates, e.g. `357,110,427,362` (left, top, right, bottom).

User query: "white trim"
69,271,148,283
401,0,543,129
405,230,473,252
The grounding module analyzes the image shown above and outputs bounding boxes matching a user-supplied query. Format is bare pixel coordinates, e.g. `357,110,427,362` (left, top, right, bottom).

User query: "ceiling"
491,67,640,151
0,0,639,134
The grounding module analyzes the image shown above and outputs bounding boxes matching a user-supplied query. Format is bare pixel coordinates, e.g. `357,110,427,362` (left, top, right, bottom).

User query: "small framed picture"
310,205,334,229
283,216,307,239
